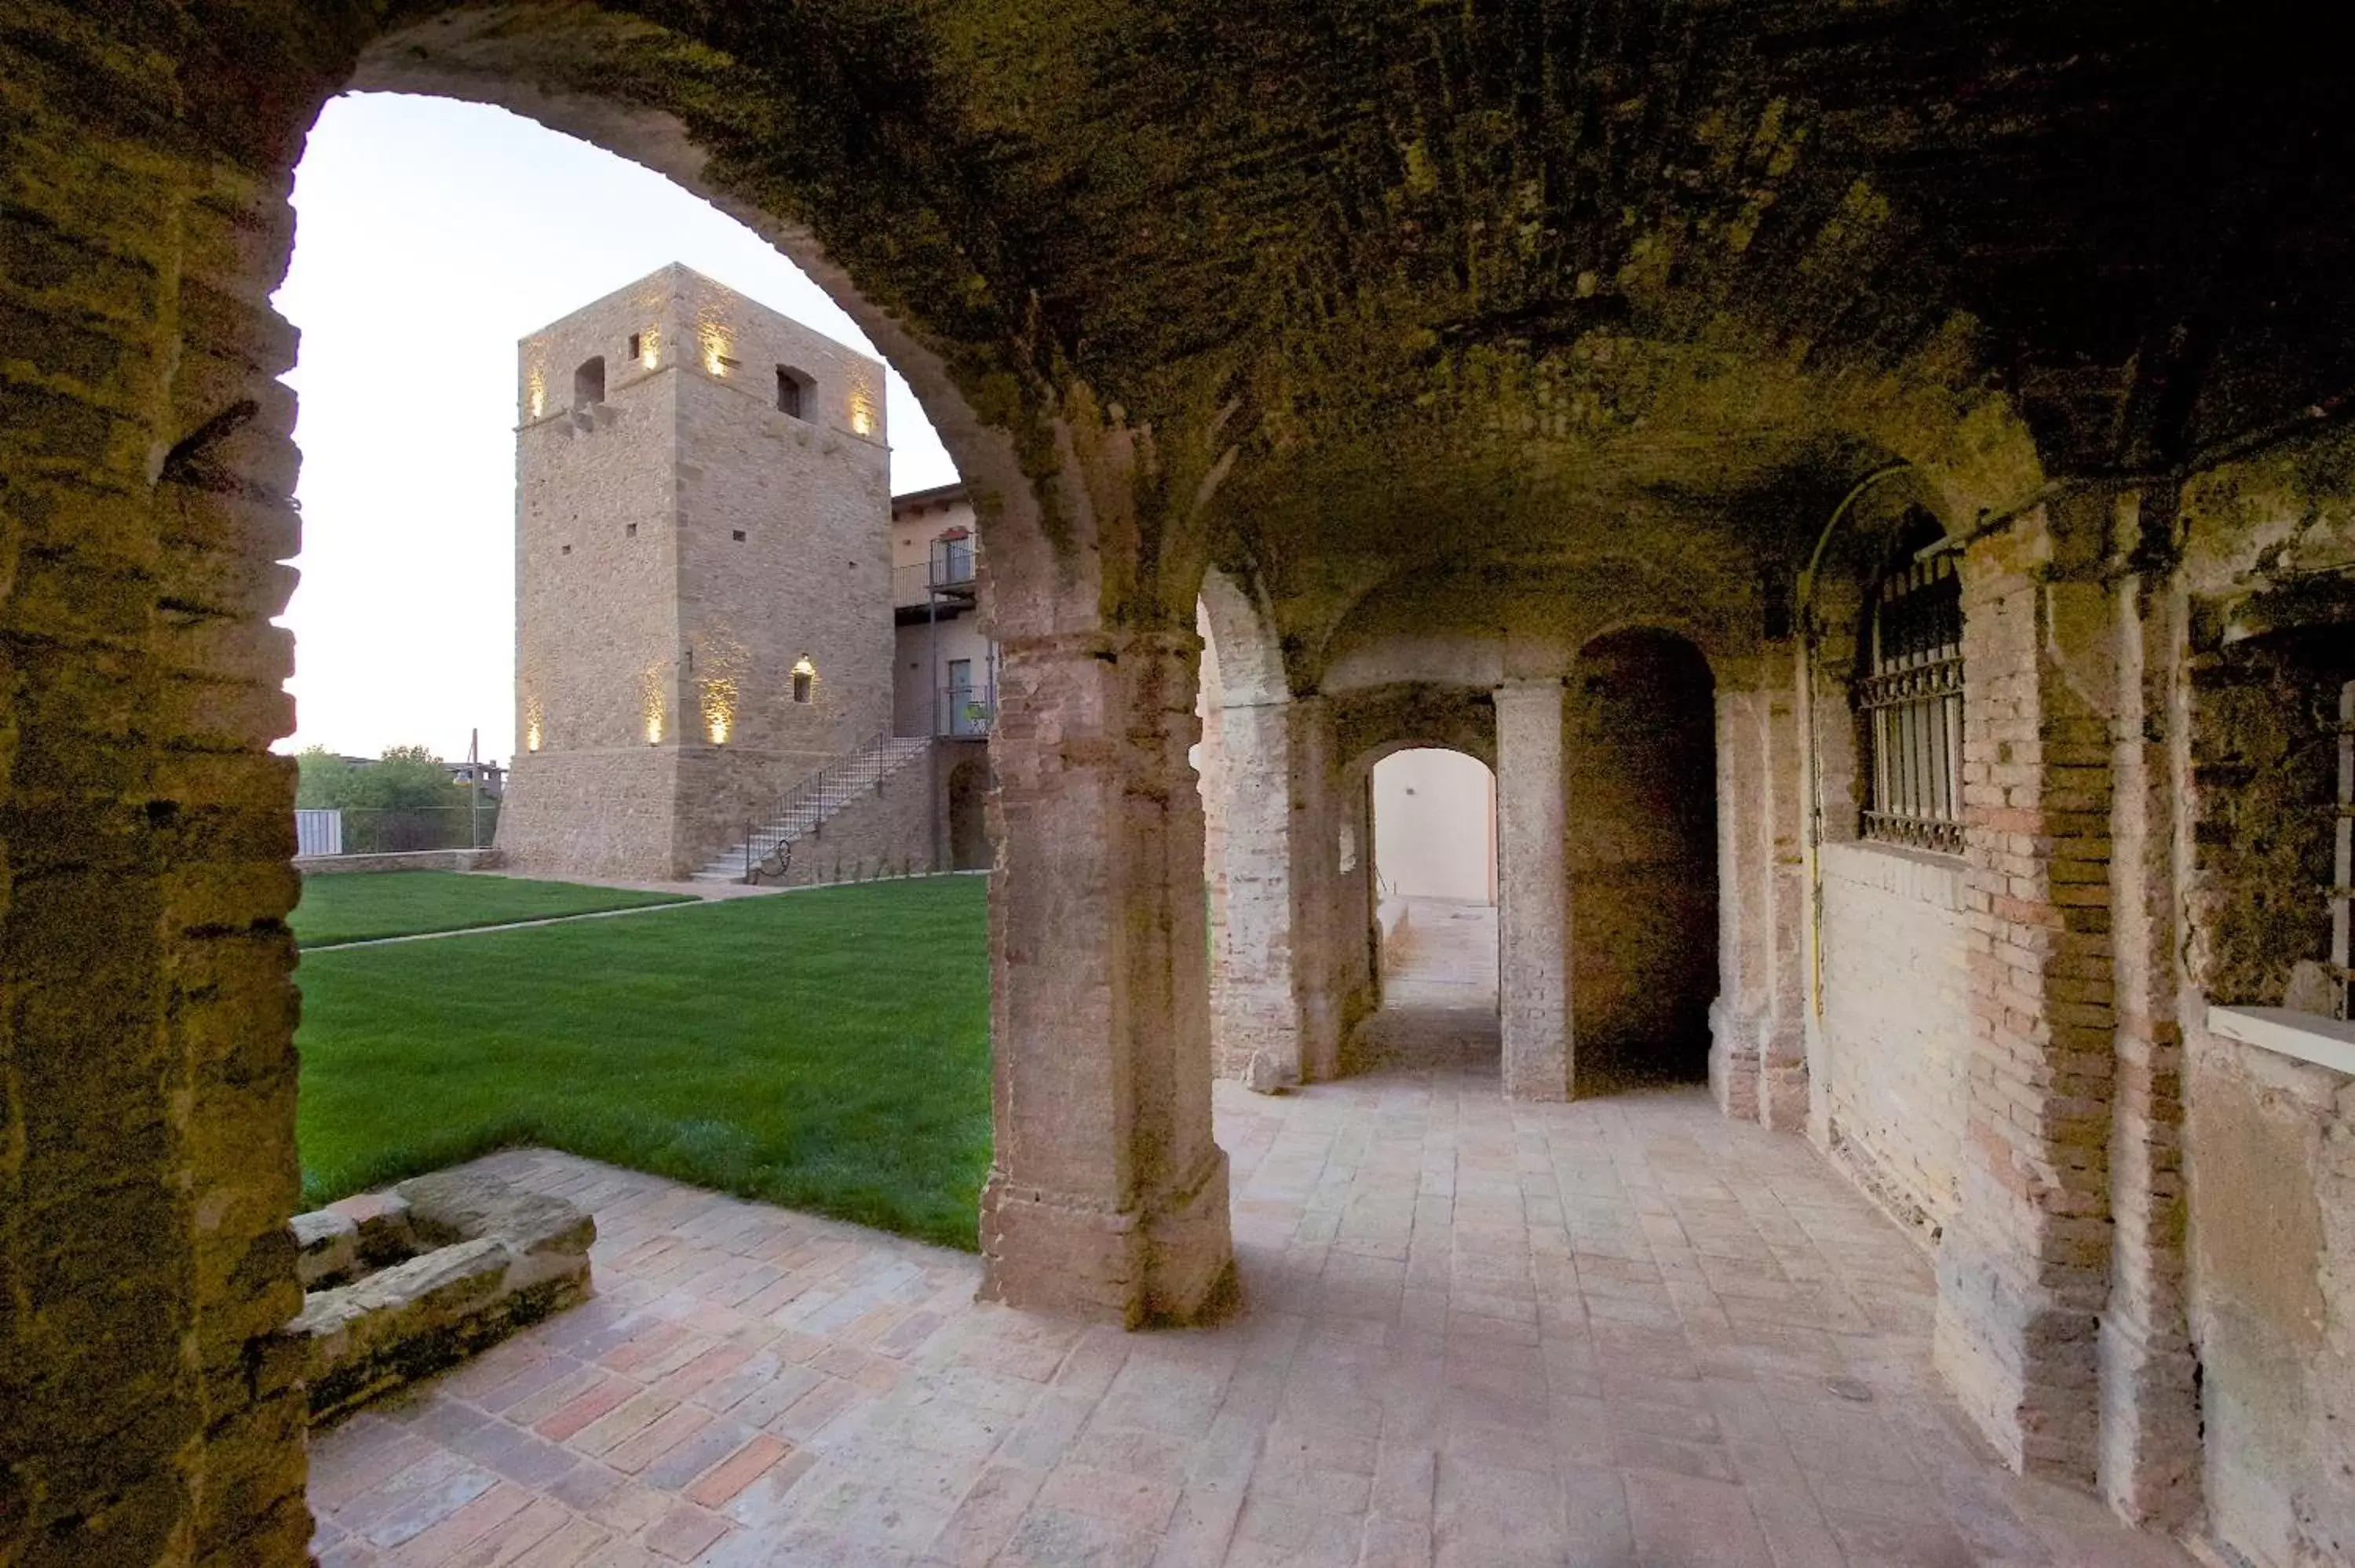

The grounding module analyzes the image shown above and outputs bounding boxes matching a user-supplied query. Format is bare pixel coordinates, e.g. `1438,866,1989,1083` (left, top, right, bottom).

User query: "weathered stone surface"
326,1189,416,1267
290,1210,358,1289
288,1173,594,1424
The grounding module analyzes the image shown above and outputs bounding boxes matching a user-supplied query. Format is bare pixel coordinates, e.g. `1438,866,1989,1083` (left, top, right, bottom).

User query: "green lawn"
293,870,696,947
295,877,991,1249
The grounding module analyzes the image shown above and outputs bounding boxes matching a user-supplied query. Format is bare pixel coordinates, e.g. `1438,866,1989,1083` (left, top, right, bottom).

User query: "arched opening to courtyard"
1368,746,1498,1011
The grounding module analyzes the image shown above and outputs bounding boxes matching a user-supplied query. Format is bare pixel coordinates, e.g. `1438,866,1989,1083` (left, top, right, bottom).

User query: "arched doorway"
1369,746,1498,1012
947,755,989,870
1569,628,1719,1089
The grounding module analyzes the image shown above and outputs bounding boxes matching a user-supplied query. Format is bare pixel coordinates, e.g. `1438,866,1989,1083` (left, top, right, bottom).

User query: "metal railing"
891,549,980,608
717,735,932,883
937,685,994,738
294,805,500,857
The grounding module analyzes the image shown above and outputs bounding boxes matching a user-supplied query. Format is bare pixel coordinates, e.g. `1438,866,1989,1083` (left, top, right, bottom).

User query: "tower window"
777,366,814,419
625,523,637,538
560,544,571,556
732,530,747,542
572,356,604,408
1857,512,1964,854
627,333,641,362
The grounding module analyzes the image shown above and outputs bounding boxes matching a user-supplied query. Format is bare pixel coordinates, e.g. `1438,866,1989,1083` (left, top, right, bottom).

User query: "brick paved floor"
307,904,2195,1566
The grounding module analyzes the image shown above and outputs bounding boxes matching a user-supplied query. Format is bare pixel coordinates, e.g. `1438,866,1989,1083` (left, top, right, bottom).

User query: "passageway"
306,1081,2197,1567
1353,898,1501,1081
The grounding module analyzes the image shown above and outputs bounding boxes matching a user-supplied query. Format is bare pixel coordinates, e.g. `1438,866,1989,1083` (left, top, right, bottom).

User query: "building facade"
495,264,895,880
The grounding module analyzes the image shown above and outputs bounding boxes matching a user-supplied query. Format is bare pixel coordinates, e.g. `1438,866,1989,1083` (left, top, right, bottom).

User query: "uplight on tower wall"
702,677,738,745
526,368,547,419
639,327,661,370
641,665,667,745
699,322,731,377
847,385,878,437
523,695,545,753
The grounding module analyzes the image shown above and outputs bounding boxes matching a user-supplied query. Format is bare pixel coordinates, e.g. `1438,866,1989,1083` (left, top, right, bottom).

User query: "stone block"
289,1172,594,1423
290,1209,358,1289
327,1188,416,1265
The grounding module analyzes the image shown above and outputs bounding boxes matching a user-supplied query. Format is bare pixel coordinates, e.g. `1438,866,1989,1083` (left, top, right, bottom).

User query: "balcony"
937,685,993,738
893,541,978,610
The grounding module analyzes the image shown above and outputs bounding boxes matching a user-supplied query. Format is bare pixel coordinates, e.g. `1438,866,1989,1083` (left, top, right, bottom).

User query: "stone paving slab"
308,916,2196,1566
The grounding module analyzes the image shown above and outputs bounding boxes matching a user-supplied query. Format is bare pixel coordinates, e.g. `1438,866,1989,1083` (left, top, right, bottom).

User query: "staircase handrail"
732,734,927,883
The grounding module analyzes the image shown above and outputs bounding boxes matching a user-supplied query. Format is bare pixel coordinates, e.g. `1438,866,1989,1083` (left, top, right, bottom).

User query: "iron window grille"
1857,538,1965,854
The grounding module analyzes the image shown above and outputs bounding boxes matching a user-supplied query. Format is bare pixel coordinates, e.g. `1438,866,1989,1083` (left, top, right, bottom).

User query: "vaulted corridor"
306,917,2196,1566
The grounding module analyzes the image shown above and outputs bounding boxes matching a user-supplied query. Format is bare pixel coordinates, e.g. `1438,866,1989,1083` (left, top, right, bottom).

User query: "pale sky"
274,93,959,765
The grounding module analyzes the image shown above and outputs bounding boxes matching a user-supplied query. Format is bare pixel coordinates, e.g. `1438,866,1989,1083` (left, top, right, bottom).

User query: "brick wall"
1,12,316,1559
2169,430,2355,1568
1815,842,1972,1238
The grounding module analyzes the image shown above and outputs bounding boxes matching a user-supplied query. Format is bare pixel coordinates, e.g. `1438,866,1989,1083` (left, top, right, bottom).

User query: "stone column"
1288,696,1344,1083
2098,498,2199,1526
1758,673,1809,1129
1933,503,2118,1484
0,55,316,1562
1495,680,1572,1100
1210,695,1302,1088
1711,688,1772,1121
1205,687,1345,1090
980,628,1235,1325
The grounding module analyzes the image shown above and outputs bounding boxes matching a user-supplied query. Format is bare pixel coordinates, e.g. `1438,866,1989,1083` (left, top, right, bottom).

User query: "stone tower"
495,264,893,878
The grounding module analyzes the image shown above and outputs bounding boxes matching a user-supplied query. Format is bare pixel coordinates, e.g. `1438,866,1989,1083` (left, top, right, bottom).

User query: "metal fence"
294,806,500,856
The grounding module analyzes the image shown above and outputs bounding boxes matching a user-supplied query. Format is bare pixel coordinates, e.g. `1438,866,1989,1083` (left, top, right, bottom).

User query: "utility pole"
468,727,483,850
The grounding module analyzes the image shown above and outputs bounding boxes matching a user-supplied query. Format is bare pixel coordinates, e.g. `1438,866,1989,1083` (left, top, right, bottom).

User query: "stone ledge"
287,1171,593,1423
2206,1005,2355,1077
1819,838,1966,910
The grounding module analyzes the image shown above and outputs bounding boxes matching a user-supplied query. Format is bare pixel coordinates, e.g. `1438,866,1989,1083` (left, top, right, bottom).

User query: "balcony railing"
937,685,993,738
892,545,980,608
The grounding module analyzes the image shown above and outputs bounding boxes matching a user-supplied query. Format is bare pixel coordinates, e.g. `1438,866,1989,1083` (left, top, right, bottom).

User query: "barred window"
1858,523,1964,853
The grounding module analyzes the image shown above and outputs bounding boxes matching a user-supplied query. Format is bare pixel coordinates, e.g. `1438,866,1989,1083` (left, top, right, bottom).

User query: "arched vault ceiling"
193,1,2355,604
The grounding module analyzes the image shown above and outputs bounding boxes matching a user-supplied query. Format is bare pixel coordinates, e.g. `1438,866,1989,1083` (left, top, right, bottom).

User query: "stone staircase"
692,735,932,884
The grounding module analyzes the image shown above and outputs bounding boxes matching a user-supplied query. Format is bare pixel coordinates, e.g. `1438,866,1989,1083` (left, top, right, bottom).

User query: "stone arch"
0,9,1249,1559
1317,549,1760,699
1196,566,1288,708
571,353,605,407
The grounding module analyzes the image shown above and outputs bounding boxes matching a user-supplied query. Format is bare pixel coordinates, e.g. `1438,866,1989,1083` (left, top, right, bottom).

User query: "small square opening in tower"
625,523,637,538
732,529,747,542
627,333,641,363
776,366,814,420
